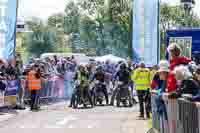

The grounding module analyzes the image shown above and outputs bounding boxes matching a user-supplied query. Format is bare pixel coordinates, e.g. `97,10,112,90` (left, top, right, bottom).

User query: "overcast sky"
18,0,200,20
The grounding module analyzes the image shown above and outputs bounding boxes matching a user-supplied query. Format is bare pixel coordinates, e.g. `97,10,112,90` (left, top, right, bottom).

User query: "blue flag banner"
132,0,159,66
0,0,18,60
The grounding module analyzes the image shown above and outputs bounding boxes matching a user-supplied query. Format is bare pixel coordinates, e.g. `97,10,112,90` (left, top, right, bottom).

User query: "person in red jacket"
167,43,191,92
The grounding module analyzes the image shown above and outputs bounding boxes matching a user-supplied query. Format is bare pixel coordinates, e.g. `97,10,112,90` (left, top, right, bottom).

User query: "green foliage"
48,13,64,28
23,21,57,57
23,1,200,59
160,3,200,31
23,31,56,57
160,3,200,58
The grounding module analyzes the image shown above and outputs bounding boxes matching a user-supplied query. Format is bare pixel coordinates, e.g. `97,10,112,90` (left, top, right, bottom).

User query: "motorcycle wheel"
122,100,127,107
116,99,120,107
99,100,103,105
83,103,87,108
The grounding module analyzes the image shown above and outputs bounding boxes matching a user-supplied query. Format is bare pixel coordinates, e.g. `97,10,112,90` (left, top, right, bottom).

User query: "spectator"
167,43,191,92
64,65,76,100
0,60,6,92
154,60,170,132
53,55,58,65
57,62,65,75
173,65,200,97
157,61,169,93
195,67,200,84
191,67,200,101
0,59,6,77
151,73,163,91
150,65,158,82
6,61,18,78
127,60,134,73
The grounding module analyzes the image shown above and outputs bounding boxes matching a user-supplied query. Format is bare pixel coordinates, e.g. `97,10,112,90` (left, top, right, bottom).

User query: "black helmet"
97,65,103,71
120,63,127,70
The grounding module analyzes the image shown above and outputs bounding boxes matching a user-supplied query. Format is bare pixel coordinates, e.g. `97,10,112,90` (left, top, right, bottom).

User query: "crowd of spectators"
152,43,200,99
150,43,200,132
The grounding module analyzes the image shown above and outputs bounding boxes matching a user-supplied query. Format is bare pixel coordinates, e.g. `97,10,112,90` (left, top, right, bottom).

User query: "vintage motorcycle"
72,80,93,109
115,81,133,107
93,80,106,106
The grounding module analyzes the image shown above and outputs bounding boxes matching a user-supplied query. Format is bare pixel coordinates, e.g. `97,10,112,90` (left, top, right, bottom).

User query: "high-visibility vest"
132,68,150,90
77,71,88,82
27,70,41,90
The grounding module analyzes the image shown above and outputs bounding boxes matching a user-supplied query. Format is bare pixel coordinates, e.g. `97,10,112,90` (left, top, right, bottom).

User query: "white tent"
95,54,126,63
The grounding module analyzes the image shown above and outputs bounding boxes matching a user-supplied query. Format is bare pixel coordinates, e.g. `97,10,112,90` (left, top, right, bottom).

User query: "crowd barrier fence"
0,75,65,108
151,93,200,133
0,73,116,108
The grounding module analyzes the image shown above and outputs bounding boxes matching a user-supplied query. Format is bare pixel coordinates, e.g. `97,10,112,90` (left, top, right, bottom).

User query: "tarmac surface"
0,102,148,133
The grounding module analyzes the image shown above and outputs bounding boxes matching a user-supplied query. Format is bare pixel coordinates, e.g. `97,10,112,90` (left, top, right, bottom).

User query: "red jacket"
167,56,191,92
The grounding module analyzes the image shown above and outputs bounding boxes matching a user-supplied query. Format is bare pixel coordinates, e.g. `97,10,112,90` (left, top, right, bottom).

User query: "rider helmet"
97,65,103,72
120,63,127,70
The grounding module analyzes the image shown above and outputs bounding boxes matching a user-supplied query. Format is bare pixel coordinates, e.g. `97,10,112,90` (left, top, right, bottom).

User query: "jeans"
17,86,24,106
69,87,78,106
16,79,24,106
64,80,73,99
30,90,40,110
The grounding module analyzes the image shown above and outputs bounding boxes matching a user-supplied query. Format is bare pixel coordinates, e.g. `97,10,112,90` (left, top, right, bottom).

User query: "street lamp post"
181,0,195,15
180,0,195,27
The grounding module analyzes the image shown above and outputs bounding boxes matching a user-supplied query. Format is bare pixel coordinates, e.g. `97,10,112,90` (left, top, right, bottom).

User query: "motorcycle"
116,81,132,107
72,80,93,109
93,80,106,106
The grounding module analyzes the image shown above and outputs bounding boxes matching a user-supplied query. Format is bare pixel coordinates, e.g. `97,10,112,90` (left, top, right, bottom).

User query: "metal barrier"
23,75,65,101
0,80,19,108
151,94,160,132
151,93,200,133
0,75,66,108
166,97,178,133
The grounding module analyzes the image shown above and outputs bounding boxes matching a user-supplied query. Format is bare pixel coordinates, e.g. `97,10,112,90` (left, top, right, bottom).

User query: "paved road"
0,102,148,133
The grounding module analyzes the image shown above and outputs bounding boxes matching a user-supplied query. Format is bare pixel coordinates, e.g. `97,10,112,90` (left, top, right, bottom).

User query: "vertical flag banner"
133,0,159,66
0,0,18,60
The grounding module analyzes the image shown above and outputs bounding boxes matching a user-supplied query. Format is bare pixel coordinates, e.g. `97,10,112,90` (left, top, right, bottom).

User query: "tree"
23,20,57,57
48,13,64,28
62,0,133,57
77,0,104,16
159,3,200,59
103,0,132,57
80,16,96,46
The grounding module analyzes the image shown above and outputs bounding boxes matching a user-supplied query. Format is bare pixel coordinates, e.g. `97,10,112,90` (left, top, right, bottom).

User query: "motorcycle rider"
110,63,133,106
69,65,93,107
91,66,109,105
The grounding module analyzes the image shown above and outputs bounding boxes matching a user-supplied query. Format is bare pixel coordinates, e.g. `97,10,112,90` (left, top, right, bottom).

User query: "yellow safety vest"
132,68,150,90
